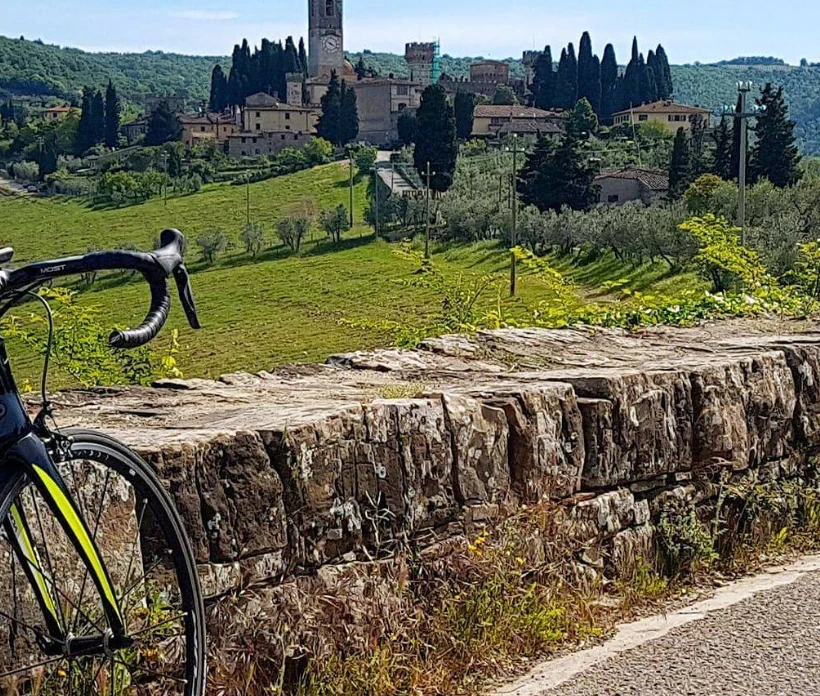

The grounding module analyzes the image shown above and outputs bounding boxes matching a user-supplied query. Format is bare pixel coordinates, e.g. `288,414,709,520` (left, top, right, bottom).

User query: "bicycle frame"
0,336,125,649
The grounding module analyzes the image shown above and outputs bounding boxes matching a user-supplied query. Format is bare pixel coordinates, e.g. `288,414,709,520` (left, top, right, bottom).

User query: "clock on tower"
308,0,344,78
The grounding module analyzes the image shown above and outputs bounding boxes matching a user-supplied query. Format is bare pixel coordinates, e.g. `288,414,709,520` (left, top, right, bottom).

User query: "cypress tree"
339,80,359,146
555,45,578,110
517,131,599,212
104,80,120,148
355,56,367,80
531,46,555,110
750,82,801,187
639,57,658,104
600,43,619,122
655,44,673,100
284,37,301,76
454,91,476,140
75,86,95,154
145,100,182,146
298,37,308,75
577,32,601,115
413,84,458,193
316,71,343,145
91,90,105,145
711,117,734,180
668,127,691,200
209,65,228,111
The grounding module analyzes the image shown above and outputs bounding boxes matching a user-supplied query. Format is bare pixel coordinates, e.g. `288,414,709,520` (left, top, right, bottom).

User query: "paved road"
549,570,820,695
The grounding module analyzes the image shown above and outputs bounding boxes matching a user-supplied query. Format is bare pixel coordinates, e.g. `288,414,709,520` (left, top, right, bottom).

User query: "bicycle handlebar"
0,229,200,349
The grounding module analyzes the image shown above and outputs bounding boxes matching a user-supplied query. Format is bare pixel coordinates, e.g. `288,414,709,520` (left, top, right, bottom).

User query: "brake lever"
173,264,201,329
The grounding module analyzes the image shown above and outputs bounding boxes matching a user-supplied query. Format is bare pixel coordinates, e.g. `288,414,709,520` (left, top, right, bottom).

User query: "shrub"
240,222,266,257
196,228,229,264
276,215,311,253
320,204,351,244
353,144,378,173
2,288,182,387
302,137,334,167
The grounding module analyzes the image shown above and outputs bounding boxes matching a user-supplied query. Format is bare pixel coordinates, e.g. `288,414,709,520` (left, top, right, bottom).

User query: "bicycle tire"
0,428,207,696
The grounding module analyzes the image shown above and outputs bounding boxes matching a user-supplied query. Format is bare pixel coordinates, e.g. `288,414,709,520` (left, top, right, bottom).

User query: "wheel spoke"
0,607,63,645
119,498,149,619
113,656,188,684
128,612,188,639
29,487,68,633
71,466,112,637
0,654,65,680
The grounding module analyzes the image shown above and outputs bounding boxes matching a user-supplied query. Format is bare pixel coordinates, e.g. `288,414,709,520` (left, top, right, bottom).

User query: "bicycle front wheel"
0,429,206,696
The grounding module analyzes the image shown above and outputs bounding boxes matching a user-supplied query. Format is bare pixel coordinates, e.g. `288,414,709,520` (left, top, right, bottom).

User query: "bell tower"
308,0,344,79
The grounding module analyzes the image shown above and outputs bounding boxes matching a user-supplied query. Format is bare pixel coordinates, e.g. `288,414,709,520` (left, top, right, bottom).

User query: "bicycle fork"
2,433,127,657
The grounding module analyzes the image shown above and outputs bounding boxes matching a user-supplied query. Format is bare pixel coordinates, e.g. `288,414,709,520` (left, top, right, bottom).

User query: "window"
255,148,260,155
286,124,291,130
200,126,205,131
491,117,504,125
325,0,334,16
608,194,619,203
668,115,673,121
252,137,257,144
241,137,246,144
256,111,261,117
240,150,246,156
398,103,407,111
285,112,291,120
281,134,286,140
639,115,648,122
256,123,261,130
396,85,409,96
294,134,299,140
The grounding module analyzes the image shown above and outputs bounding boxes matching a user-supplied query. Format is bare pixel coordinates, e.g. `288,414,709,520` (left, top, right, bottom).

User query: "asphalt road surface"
497,559,820,696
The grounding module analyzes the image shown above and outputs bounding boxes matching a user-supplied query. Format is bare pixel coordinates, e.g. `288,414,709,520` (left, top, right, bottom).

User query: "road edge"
491,554,820,696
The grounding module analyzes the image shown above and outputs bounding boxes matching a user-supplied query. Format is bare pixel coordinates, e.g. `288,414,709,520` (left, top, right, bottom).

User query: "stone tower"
308,0,344,79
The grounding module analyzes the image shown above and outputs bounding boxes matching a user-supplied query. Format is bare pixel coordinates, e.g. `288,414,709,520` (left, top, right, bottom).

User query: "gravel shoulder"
493,555,820,696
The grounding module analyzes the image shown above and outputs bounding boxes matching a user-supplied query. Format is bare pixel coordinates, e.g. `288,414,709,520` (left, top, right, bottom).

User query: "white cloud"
168,10,239,21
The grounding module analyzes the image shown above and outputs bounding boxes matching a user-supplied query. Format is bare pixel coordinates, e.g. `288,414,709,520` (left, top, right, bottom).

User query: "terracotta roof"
474,105,561,119
179,112,235,125
44,105,72,112
595,166,669,191
496,120,564,135
612,100,712,116
245,92,279,108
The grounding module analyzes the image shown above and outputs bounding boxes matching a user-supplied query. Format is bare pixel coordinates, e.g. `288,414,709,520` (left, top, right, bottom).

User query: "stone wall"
51,320,820,595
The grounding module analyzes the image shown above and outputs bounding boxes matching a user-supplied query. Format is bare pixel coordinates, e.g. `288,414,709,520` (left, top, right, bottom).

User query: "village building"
227,130,314,158
226,92,320,158
612,100,712,133
179,111,239,147
42,105,73,122
121,117,149,144
594,166,669,205
472,105,564,138
351,79,423,145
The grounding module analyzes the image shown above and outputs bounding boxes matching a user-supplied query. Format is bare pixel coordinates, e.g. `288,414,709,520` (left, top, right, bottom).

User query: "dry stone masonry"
49,319,820,595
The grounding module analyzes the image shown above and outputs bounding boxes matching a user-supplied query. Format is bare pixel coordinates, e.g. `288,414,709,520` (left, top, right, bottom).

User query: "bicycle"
0,229,206,695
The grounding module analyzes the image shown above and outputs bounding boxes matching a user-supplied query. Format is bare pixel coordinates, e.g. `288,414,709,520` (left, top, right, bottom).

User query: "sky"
3,0,818,65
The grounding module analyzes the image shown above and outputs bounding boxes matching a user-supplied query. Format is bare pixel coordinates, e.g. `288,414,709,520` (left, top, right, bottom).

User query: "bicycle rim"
0,429,206,696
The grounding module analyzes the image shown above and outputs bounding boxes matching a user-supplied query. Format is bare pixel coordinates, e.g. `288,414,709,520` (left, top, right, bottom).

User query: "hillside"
0,35,225,105
5,36,820,152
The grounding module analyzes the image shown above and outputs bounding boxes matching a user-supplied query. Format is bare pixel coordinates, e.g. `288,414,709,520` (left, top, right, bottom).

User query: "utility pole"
373,171,380,236
510,134,519,297
348,152,355,227
424,161,433,259
737,81,752,246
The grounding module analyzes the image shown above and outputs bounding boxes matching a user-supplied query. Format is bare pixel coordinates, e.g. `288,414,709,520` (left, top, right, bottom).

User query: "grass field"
0,162,699,386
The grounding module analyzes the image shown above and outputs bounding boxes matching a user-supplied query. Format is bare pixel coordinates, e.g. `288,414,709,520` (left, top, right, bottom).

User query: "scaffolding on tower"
432,40,441,84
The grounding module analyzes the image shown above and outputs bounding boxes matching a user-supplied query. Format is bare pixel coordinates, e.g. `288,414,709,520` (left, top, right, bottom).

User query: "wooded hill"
5,34,820,153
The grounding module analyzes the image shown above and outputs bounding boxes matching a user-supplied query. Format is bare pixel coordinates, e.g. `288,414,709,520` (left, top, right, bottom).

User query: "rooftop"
613,100,712,116
496,121,564,135
44,105,72,112
179,112,236,125
474,105,562,119
595,166,669,191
